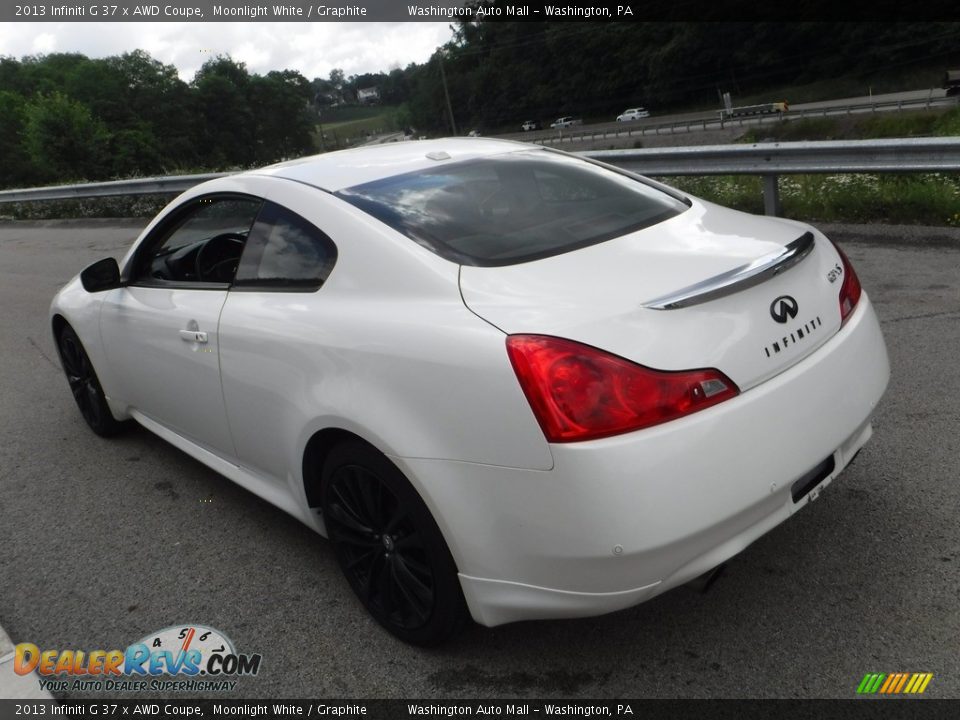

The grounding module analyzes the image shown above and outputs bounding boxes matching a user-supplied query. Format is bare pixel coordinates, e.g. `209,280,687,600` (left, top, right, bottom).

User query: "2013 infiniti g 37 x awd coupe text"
51,139,889,645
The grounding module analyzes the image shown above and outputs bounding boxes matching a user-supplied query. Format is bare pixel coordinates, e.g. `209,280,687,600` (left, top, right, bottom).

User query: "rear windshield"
335,150,689,266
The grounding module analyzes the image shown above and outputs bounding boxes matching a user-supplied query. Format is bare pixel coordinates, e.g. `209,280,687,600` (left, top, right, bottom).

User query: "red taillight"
834,242,862,326
505,335,739,443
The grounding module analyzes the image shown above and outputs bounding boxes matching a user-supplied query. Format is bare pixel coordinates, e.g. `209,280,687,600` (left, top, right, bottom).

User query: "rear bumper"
396,296,889,626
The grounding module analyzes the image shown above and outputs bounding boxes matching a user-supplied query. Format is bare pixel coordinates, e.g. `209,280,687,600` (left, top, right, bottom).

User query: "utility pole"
438,52,458,136
316,108,326,153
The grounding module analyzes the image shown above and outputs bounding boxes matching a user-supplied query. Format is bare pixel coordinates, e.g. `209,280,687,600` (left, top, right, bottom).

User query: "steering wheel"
195,233,246,283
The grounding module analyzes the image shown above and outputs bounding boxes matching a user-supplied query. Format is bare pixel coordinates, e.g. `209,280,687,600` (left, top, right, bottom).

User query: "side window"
233,202,338,291
133,196,263,286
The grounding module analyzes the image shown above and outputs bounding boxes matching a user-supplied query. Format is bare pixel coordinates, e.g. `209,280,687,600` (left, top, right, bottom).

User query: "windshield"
335,150,689,266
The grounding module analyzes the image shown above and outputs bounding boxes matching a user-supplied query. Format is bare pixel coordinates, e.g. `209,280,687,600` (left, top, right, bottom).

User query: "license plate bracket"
791,455,836,503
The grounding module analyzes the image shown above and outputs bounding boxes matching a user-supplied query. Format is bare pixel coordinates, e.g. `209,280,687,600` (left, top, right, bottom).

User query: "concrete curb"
0,623,53,700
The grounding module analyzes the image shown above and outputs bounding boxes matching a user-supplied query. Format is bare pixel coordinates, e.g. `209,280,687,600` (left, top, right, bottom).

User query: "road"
1,219,959,699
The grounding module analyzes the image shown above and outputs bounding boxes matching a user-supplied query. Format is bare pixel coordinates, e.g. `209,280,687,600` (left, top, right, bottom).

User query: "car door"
99,195,263,456
217,199,338,486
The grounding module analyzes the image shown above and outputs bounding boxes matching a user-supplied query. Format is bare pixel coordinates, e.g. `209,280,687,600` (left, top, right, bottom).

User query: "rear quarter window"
233,201,337,291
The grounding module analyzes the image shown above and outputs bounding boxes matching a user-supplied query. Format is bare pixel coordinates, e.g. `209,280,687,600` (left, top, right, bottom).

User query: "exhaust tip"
685,563,726,594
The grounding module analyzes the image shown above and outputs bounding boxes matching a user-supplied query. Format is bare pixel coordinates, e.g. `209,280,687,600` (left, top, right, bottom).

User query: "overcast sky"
0,22,455,81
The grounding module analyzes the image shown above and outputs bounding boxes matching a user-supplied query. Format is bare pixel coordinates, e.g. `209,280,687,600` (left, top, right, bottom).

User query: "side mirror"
80,258,122,293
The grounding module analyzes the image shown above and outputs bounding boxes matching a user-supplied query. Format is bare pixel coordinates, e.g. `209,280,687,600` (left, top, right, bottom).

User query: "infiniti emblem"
770,295,799,324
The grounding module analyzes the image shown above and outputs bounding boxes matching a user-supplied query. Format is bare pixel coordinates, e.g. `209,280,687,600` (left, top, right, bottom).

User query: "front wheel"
57,324,126,437
321,440,468,645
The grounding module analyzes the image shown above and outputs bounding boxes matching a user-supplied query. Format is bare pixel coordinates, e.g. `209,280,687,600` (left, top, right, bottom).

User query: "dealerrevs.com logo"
12,624,261,693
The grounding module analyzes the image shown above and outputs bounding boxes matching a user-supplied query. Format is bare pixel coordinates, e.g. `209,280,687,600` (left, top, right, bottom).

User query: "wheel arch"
51,313,70,343
301,427,370,509
299,426,465,578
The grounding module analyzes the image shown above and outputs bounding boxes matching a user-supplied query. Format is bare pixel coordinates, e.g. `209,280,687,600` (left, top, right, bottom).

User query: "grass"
732,65,947,108
669,106,960,227
0,194,176,221
319,105,397,123
739,107,960,142
315,104,403,149
664,173,960,226
658,58,956,116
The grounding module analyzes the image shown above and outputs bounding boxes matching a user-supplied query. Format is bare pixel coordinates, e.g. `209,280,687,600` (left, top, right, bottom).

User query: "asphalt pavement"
0,218,958,700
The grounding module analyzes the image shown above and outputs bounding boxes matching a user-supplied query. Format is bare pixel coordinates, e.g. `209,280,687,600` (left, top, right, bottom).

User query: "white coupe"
617,107,650,121
51,139,889,645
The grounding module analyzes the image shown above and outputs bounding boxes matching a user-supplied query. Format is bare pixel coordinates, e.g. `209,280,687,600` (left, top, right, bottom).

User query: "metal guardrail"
1,138,959,217
587,138,960,215
0,173,230,204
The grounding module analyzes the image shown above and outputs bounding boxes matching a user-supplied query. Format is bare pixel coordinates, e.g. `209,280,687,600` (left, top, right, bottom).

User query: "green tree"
22,92,109,182
248,70,315,163
110,126,163,177
192,56,256,167
0,91,34,187
108,51,194,169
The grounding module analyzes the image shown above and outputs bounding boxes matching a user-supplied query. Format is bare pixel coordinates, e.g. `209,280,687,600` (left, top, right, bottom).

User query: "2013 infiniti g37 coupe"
52,139,889,645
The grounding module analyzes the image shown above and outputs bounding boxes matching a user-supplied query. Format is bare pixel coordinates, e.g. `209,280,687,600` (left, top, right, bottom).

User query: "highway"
1,218,959,699
501,88,957,146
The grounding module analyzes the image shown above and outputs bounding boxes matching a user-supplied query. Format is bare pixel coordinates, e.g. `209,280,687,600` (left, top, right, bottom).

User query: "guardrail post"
762,174,781,216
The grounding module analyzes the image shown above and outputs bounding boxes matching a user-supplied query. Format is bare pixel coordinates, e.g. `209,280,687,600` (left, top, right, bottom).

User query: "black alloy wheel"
57,325,125,437
321,441,468,645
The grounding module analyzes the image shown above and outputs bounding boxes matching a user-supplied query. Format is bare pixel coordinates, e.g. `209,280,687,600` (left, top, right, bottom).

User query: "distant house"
357,87,380,104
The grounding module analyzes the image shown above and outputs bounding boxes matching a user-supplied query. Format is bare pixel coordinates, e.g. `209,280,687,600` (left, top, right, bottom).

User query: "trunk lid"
459,200,844,391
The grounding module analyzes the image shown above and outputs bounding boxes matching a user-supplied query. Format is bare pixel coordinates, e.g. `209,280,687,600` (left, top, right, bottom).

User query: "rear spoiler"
642,232,815,310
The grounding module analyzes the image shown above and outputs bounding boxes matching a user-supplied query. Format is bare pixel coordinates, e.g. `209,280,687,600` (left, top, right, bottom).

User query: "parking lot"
1,218,958,699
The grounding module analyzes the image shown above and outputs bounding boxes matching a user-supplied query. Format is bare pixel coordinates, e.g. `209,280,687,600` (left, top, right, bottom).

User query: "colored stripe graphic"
856,673,886,694
857,673,933,695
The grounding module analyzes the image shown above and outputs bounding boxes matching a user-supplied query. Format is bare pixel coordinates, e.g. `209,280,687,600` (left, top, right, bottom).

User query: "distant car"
550,116,582,129
52,138,889,646
467,130,480,137
521,120,541,132
617,107,650,121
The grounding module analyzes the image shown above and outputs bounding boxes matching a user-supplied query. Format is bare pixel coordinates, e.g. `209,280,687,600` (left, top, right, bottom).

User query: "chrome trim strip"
642,232,815,310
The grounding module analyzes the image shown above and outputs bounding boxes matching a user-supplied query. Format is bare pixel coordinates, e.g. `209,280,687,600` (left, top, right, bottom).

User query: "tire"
56,324,126,437
321,440,469,645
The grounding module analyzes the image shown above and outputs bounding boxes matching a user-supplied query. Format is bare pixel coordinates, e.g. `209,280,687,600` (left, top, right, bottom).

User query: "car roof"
247,137,536,192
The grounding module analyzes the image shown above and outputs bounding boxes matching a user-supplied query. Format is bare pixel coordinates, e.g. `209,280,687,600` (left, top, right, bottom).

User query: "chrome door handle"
179,329,208,343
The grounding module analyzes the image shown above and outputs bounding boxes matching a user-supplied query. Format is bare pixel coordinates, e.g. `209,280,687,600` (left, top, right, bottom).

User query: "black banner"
1,699,959,720
4,0,960,23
